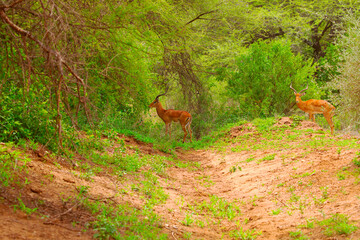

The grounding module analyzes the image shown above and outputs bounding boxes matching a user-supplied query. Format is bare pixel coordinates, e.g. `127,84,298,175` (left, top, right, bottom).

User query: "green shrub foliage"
0,82,56,147
227,40,317,119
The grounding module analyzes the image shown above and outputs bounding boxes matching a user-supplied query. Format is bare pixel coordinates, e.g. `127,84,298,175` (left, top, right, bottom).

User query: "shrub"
227,39,318,119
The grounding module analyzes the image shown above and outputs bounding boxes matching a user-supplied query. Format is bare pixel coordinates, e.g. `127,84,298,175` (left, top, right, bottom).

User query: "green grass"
270,208,282,215
0,142,30,187
289,230,310,240
298,213,358,237
257,153,276,163
50,132,175,239
86,200,167,240
195,195,241,220
76,165,169,239
291,170,316,179
252,117,277,131
195,175,215,187
229,227,262,240
175,160,201,171
116,119,249,152
181,213,194,226
318,213,358,236
13,197,37,216
353,152,360,167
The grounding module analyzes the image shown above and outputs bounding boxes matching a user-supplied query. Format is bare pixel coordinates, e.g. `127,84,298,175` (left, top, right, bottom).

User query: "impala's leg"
185,117,192,142
309,113,314,122
323,111,335,135
165,123,170,136
168,122,172,137
181,124,188,143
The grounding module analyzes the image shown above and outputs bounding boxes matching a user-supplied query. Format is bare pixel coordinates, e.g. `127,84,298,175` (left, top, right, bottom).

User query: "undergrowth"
0,142,30,187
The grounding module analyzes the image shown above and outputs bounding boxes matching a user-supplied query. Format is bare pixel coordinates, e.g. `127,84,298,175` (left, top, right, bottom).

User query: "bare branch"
184,10,217,26
0,0,25,9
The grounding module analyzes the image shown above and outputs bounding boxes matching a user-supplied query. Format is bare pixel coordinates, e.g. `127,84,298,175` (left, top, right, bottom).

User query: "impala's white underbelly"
310,110,323,114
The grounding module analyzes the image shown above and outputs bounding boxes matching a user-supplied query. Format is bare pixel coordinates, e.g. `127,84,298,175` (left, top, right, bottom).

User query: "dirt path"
1,117,360,239
155,118,360,239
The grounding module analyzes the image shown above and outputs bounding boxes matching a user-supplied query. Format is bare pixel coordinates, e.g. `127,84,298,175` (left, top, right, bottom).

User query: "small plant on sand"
13,197,37,216
181,213,194,226
320,186,329,199
183,231,192,239
230,165,242,173
270,208,281,215
289,115,304,127
318,213,358,236
196,195,241,220
195,175,215,187
88,200,167,240
291,170,316,179
353,152,360,167
289,230,309,239
298,214,357,237
257,153,275,163
250,195,260,206
313,186,329,205
229,227,262,240
299,218,315,229
245,156,255,162
175,160,201,171
337,172,346,180
196,219,205,228
77,185,90,195
79,169,95,181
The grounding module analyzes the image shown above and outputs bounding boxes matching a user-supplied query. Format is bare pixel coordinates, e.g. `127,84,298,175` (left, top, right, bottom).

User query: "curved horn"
299,84,308,94
289,82,298,94
155,87,169,99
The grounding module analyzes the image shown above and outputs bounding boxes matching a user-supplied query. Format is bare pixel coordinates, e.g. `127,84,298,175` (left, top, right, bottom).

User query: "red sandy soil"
1,117,360,239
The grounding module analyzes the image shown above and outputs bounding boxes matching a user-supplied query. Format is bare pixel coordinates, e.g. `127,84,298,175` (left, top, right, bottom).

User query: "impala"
149,90,192,143
290,83,336,135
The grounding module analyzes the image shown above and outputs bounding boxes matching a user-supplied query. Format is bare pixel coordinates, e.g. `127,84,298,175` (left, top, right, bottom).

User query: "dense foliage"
328,13,360,129
227,40,317,119
1,0,360,150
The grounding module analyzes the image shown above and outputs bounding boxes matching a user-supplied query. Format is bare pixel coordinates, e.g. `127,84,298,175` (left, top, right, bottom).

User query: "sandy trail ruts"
156,118,360,239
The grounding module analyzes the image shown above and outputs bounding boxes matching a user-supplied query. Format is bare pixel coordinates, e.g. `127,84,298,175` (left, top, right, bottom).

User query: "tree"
0,0,159,147
329,13,360,130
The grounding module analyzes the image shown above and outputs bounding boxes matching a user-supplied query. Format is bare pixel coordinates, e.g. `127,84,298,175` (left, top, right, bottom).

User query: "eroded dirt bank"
1,118,359,239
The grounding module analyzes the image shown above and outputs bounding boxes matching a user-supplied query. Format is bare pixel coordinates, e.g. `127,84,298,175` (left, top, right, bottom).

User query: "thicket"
328,13,360,130
226,40,318,119
1,0,360,151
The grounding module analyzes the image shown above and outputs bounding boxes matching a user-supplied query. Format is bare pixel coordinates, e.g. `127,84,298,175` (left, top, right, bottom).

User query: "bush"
227,39,318,119
0,83,57,148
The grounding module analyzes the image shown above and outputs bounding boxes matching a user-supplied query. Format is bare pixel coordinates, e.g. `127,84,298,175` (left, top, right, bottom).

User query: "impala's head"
149,97,160,108
149,90,168,108
290,83,308,103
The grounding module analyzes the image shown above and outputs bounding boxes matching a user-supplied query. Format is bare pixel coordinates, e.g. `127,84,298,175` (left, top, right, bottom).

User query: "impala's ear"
300,92,306,96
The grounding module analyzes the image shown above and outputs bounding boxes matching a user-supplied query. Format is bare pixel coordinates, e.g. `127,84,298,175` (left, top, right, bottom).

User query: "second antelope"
290,83,335,135
149,90,192,143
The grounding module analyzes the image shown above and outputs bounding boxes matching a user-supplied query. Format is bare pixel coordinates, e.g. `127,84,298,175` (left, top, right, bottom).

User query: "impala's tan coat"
149,92,192,143
290,84,335,135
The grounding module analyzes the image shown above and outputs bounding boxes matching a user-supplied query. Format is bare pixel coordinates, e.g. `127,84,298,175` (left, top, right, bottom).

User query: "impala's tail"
185,116,192,129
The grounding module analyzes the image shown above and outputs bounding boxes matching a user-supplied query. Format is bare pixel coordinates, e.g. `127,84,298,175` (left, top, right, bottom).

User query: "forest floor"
1,117,360,240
